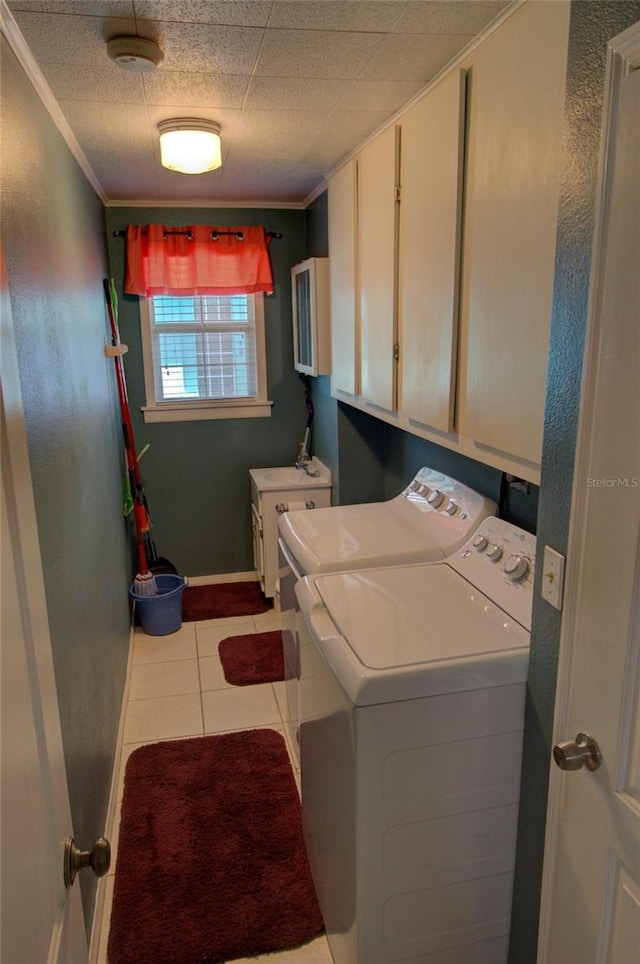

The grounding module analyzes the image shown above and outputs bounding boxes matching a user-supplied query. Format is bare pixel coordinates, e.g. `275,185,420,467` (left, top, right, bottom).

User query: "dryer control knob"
505,554,530,581
427,490,445,508
445,500,458,516
473,534,488,551
487,544,503,562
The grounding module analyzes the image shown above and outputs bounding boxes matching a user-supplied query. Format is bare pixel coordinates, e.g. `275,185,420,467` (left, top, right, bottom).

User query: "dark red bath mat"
181,580,271,621
219,630,284,685
108,729,323,964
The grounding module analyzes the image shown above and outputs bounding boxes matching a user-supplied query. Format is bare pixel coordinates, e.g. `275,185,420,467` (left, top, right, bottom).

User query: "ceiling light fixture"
107,36,163,73
158,119,223,175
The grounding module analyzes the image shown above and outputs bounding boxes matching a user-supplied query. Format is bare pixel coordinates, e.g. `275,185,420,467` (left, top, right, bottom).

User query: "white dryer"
296,516,536,964
277,468,496,759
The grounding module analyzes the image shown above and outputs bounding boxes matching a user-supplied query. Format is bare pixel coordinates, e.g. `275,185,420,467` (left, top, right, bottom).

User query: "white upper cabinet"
291,258,330,377
358,125,401,412
457,0,570,466
399,69,466,433
328,159,359,396
325,0,569,483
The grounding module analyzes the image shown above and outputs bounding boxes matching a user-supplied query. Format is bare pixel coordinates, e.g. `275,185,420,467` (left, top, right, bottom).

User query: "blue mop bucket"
130,574,187,636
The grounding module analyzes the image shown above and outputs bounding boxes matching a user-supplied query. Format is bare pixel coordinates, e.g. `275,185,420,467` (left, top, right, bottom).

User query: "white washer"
277,468,496,759
296,516,535,964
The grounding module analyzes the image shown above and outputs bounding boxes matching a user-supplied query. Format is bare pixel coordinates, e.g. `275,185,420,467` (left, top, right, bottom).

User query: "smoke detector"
107,37,163,73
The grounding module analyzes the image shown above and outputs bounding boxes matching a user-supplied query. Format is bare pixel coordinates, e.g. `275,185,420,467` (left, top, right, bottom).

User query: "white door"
538,25,640,964
1,262,87,963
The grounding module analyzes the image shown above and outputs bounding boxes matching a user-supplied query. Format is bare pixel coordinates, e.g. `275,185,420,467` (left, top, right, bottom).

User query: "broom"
103,279,157,596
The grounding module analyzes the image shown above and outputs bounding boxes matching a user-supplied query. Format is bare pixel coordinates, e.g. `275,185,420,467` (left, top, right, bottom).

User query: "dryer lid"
299,564,530,705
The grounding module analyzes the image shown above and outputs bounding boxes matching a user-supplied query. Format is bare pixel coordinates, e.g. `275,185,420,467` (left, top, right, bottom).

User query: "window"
139,292,271,422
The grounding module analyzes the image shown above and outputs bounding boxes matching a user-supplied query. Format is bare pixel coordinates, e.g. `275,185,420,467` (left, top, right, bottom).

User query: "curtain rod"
112,228,282,240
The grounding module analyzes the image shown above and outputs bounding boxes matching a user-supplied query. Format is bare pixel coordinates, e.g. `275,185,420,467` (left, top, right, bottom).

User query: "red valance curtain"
124,224,274,297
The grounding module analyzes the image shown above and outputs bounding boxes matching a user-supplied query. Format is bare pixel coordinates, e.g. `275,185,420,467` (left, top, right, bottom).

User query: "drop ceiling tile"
57,100,155,158
253,28,382,80
302,109,391,169
218,169,319,203
267,1,407,33
393,1,510,35
244,76,351,111
91,160,160,201
134,1,272,27
143,71,249,108
42,63,145,103
9,11,137,65
151,20,263,74
8,1,134,14
337,79,424,112
231,109,330,159
154,166,226,198
360,31,472,82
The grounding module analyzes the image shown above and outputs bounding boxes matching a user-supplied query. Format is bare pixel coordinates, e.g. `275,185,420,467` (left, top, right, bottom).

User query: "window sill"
141,400,273,423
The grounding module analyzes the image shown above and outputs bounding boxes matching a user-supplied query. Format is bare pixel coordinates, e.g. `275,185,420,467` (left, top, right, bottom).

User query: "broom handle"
103,280,150,574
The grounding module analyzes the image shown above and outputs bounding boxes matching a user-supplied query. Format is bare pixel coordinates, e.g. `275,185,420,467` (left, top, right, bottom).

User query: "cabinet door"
329,160,359,395
458,0,570,464
399,69,466,432
358,125,400,411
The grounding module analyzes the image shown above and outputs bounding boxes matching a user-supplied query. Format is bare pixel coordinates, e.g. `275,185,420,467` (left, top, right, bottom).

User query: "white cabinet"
250,464,331,598
457,0,570,466
326,0,569,483
328,159,359,395
327,127,400,411
291,258,330,376
399,69,466,433
358,125,401,412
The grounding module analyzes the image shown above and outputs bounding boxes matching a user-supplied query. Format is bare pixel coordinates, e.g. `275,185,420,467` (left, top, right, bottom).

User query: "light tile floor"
95,607,334,964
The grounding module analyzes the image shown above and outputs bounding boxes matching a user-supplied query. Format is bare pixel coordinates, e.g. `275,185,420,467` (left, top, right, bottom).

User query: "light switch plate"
542,546,565,610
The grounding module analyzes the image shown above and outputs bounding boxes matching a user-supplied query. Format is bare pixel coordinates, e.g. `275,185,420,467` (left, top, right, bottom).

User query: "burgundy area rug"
108,729,323,964
219,630,284,685
182,580,271,621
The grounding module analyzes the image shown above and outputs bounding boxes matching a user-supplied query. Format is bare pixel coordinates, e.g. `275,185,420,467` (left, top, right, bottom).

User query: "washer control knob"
410,480,421,491
473,534,488,551
445,500,458,516
505,554,530,581
487,544,503,562
427,489,445,508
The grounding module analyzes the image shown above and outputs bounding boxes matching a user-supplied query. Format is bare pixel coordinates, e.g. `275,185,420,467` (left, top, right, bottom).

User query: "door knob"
553,732,602,772
63,836,111,888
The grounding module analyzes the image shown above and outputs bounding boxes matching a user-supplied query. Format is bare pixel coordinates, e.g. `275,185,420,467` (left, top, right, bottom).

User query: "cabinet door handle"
305,500,316,509
275,502,288,514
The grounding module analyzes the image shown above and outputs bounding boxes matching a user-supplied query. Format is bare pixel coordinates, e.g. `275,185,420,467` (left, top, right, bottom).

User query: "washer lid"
279,502,449,573
299,564,530,705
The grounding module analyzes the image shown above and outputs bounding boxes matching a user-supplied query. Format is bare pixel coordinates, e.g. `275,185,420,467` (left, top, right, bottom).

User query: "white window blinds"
148,294,258,402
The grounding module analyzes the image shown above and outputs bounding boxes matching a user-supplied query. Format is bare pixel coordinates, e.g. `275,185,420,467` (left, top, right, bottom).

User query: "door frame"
537,20,640,955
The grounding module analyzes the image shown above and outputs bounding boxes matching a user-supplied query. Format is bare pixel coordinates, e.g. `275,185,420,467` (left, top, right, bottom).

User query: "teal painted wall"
509,4,640,961
105,207,309,577
1,39,131,934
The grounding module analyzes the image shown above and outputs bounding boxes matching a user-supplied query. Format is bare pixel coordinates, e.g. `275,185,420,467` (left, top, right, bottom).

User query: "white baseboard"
186,570,258,586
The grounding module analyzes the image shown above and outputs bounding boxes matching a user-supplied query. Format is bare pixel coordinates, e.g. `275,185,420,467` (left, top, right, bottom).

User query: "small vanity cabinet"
250,462,332,598
291,258,330,376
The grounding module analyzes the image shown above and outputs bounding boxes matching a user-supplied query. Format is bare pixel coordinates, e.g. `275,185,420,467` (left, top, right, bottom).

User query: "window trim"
138,292,272,423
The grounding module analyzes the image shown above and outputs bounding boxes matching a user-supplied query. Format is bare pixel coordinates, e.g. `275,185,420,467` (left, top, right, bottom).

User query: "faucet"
295,441,319,476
